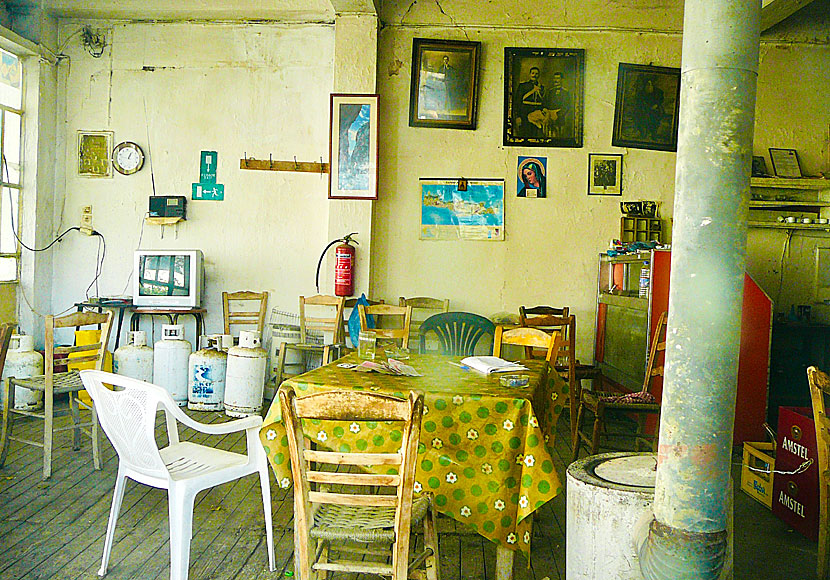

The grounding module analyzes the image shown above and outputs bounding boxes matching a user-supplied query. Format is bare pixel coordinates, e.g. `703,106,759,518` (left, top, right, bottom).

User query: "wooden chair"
418,312,495,356
807,366,830,579
399,297,450,348
274,295,345,386
0,310,113,479
493,326,562,366
518,313,581,439
222,290,268,337
572,311,668,462
343,297,384,348
519,305,569,321
358,304,413,349
0,322,14,405
279,386,439,580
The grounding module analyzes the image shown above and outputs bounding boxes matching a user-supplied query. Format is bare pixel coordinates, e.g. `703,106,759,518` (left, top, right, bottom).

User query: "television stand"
130,307,206,344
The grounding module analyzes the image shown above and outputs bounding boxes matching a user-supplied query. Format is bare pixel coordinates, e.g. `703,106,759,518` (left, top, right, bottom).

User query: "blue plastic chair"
418,312,496,356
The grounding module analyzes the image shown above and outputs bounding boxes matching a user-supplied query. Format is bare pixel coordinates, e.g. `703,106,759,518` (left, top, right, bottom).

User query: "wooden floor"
0,400,819,580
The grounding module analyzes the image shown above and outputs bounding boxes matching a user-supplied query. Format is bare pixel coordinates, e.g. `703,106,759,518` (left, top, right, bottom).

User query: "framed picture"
409,38,481,130
78,130,113,177
588,153,623,195
611,63,681,152
504,47,585,147
517,156,546,198
751,155,770,177
769,148,802,178
329,93,379,200
420,178,505,241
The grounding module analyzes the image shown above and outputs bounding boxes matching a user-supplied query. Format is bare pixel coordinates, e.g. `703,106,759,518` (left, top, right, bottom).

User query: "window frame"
0,47,23,284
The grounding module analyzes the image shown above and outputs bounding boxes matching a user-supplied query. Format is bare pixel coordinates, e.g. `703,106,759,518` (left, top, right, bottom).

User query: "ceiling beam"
760,0,815,31
328,0,378,15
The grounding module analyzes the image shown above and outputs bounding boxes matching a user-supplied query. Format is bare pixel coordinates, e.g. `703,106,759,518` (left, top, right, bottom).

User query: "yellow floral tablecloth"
259,353,567,557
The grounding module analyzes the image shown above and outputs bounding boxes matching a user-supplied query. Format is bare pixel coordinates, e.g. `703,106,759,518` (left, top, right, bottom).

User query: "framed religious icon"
78,130,113,177
409,38,481,130
329,93,379,200
588,153,623,195
517,156,547,198
504,47,585,147
612,63,681,152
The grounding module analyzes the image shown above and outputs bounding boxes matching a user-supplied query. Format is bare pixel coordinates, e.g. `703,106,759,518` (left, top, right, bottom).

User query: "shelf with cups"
749,176,830,230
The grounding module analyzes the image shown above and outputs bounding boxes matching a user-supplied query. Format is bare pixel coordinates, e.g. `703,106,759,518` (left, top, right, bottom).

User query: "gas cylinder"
1,334,44,411
153,324,192,406
224,330,267,417
188,335,228,411
113,330,154,383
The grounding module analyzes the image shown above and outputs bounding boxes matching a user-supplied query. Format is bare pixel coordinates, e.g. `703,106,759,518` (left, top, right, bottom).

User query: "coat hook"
269,153,273,167
294,156,299,170
243,152,247,168
320,156,324,176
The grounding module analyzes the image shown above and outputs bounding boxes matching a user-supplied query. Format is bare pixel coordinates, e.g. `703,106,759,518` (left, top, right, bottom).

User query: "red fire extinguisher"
315,233,358,297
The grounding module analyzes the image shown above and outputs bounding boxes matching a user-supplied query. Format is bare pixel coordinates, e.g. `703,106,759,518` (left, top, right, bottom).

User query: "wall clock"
112,141,144,175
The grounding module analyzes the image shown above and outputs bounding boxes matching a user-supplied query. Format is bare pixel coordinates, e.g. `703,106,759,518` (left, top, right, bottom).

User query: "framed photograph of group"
611,63,681,152
409,38,481,130
329,93,379,200
503,47,585,148
588,153,623,196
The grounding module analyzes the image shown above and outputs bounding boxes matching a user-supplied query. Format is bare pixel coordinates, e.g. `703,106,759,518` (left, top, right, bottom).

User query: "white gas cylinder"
1,334,44,411
224,330,267,418
188,335,228,411
153,325,192,406
113,330,154,383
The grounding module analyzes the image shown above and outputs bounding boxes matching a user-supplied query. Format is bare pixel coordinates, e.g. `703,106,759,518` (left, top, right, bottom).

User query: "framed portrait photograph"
517,156,546,198
78,130,113,177
769,148,802,178
588,153,623,196
504,47,585,148
409,38,481,130
751,155,770,177
329,93,379,200
611,63,681,152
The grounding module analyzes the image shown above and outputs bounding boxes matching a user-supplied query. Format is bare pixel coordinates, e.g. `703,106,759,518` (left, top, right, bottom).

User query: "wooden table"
260,353,568,579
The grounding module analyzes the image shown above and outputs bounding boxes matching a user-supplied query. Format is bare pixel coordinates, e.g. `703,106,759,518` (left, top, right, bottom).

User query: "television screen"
138,254,191,297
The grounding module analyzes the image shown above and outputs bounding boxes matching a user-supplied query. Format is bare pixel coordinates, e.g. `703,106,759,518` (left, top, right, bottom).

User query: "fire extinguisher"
315,233,358,296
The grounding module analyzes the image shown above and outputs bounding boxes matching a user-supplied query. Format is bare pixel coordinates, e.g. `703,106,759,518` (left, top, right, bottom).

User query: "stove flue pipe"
639,1,760,579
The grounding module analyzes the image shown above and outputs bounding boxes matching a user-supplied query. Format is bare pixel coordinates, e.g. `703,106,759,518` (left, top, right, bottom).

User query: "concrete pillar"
639,1,760,578
324,12,378,297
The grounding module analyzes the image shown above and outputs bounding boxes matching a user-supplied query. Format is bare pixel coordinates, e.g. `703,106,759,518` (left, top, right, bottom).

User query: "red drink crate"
772,406,819,541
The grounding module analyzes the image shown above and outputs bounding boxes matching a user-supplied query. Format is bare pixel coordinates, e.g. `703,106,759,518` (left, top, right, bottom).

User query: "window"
0,47,22,282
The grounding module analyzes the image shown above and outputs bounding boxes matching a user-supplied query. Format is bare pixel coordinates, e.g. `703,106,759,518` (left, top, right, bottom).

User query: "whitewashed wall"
51,21,336,343
372,1,830,360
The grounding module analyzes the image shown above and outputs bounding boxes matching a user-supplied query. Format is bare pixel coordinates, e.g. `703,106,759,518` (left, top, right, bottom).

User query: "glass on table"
357,330,377,360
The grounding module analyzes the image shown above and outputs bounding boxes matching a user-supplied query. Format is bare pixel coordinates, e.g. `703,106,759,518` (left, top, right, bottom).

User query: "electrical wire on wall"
3,155,107,316
118,211,149,296
775,229,795,310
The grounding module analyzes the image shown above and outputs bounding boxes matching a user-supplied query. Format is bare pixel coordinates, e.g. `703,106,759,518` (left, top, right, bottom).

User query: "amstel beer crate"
740,441,775,508
772,406,818,541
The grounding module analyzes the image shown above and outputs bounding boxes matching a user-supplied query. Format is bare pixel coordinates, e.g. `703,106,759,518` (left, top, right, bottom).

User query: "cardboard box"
741,441,775,508
772,406,819,541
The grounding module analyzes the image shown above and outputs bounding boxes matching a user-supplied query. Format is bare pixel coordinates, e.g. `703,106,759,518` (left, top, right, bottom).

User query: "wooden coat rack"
240,155,329,174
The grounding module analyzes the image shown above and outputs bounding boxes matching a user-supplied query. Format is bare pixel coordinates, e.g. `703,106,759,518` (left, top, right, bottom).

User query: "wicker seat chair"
279,386,439,580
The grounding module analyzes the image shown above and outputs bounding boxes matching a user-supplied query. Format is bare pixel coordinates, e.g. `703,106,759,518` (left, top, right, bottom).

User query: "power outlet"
80,205,93,235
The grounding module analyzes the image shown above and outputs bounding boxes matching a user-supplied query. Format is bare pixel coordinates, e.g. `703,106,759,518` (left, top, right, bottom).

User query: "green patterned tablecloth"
259,353,567,557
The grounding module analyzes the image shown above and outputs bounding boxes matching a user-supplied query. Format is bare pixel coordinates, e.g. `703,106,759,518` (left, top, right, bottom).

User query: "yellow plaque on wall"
78,130,113,177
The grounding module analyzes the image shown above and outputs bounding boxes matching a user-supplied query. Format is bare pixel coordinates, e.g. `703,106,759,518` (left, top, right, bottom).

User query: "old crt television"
132,249,203,308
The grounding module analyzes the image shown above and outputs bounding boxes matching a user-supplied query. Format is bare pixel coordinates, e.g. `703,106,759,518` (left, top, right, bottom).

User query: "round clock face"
112,141,144,175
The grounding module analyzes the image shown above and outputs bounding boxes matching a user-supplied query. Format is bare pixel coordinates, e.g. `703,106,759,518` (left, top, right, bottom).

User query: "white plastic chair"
79,369,275,580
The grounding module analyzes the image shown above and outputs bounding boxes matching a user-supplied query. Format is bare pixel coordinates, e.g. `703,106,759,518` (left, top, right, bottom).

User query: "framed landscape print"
409,38,481,130
611,63,681,152
504,47,585,147
329,93,378,200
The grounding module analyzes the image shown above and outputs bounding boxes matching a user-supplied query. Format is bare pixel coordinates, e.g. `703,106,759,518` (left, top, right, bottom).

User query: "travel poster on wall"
420,178,505,241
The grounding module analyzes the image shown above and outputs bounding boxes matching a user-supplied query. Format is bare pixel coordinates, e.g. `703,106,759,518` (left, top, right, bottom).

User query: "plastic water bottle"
639,263,650,298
